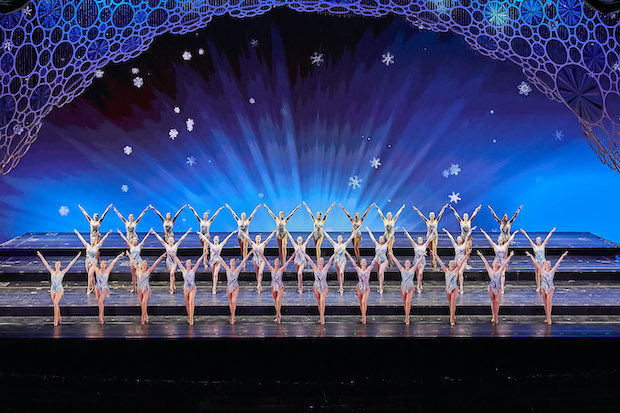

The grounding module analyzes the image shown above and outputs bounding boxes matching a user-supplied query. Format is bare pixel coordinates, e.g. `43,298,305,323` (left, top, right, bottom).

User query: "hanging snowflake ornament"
249,97,256,104
348,175,362,190
381,52,394,66
310,52,324,66
133,77,144,88
370,157,381,169
94,69,104,78
3,40,12,51
13,124,24,135
442,169,450,178
198,48,204,55
517,81,532,96
554,130,564,141
174,106,181,114
449,163,461,176
169,128,179,140
121,185,129,193
182,51,192,61
131,67,139,74
123,146,133,155
186,156,197,166
186,118,194,132
58,206,70,216
448,192,461,204
23,5,32,16
250,39,259,47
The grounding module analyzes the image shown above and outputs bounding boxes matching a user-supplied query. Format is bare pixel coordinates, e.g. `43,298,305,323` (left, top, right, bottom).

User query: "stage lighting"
582,0,620,13
0,0,29,14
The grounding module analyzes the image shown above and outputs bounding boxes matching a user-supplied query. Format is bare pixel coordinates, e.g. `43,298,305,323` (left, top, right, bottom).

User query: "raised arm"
301,232,313,248
455,251,471,272
323,202,336,220
365,227,378,245
73,229,89,248
256,251,273,272
430,251,448,273
147,254,166,274
192,253,208,272
239,230,254,245
479,229,496,248
208,206,225,224
149,205,165,222
248,204,261,221
263,230,277,245
344,250,359,270
117,229,131,248
543,228,556,247
62,252,82,274
509,205,523,224
188,205,201,222
106,252,125,272
99,204,113,222
36,251,53,273
506,230,518,246
285,204,301,221
388,252,403,271
175,228,193,247
197,232,212,247
98,230,113,246
173,254,184,270
499,251,515,273
442,228,457,247
151,230,166,246
172,204,187,223
225,204,240,221
470,205,482,220
220,230,239,247
374,204,386,221
524,251,540,271
552,251,569,274
520,229,536,248
282,251,297,268
361,203,374,221
78,205,92,222
488,206,501,223
139,230,152,246
323,232,336,246
239,250,255,267
114,207,127,224
412,206,428,222
339,204,353,221
476,250,492,273
343,234,355,248
263,204,277,220
403,228,415,246
134,206,149,223
436,204,448,221
394,204,406,221
449,205,462,223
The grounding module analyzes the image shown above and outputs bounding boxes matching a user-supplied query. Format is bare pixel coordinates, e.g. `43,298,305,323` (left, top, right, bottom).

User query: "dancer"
118,229,152,293
366,227,392,294
198,230,238,294
481,228,517,293
431,250,470,326
256,251,297,324
92,252,124,325
218,252,254,325
225,203,261,268
263,203,301,262
345,251,379,324
36,251,81,326
240,230,277,293
128,253,166,325
403,229,431,294
113,206,149,241
149,204,187,242
303,201,336,259
526,251,569,324
173,253,207,325
288,231,313,294
324,232,354,294
74,229,111,294
188,205,224,267
152,228,192,294
412,204,448,267
78,204,113,243
373,203,405,266
477,250,514,324
339,203,373,263
521,228,557,292
449,204,481,265
302,252,335,325
488,204,523,256
443,228,473,294
389,252,424,325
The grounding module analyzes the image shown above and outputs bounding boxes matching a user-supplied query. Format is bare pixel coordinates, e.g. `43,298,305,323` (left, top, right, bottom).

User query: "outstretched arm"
388,252,403,271
147,254,166,274
343,234,355,248
188,205,201,222
172,204,187,223
78,205,92,222
263,230,277,245
225,204,240,221
208,206,225,224
480,229,496,248
436,204,448,221
430,251,448,273
361,204,374,221
476,250,492,273
99,204,113,222
365,227,378,245
283,251,297,268
552,251,569,273
107,252,125,272
149,205,165,222
98,230,112,246
173,255,184,269
449,205,462,223
442,228,456,247
218,256,231,272
302,232,313,248
520,229,536,248
263,204,277,220
256,251,273,272
239,250,255,267
323,232,336,247
543,228,556,247
117,229,131,248
412,206,428,222
286,204,301,221
220,230,239,247
303,252,318,272
63,252,82,274
394,204,406,221
114,207,127,224
73,229,89,248
248,204,261,221
339,204,353,221
524,251,540,271
488,206,501,224
135,206,149,224
373,204,386,221
36,251,53,273
151,230,166,246
175,228,193,247
403,228,415,246
323,202,336,220
509,205,523,224
303,202,315,221
506,230,518,246
470,205,482,220
499,251,515,273
344,251,359,270
139,230,152,246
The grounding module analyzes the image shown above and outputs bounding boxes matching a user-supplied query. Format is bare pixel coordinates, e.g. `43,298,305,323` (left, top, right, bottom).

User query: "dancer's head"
279,211,284,219
203,211,209,220
131,237,139,246
274,258,281,268
457,236,464,245
492,260,500,271
185,259,192,269
544,261,552,271
318,257,325,268
360,258,368,269
128,213,134,222
502,213,508,222
255,234,262,243
498,239,505,246
167,237,174,246
337,235,343,243
463,213,469,221
213,235,220,244
55,261,62,271
448,260,456,270
93,213,100,220
386,212,392,220
100,260,107,270
317,211,323,219
166,212,172,220
429,212,436,220
354,212,360,220
417,237,424,245
378,236,385,244
404,259,411,270
141,260,148,271
229,258,236,268
536,236,542,246
297,236,303,245
241,212,247,220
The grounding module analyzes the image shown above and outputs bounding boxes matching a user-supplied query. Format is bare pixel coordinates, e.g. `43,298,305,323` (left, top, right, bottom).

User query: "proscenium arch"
0,0,619,174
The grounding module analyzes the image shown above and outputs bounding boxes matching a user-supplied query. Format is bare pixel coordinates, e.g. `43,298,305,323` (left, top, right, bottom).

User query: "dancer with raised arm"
443,228,473,294
449,204,481,265
374,203,405,266
219,252,254,325
264,203,301,262
526,251,569,324
481,228,517,293
345,251,379,325
173,252,207,325
149,204,187,243
36,251,81,326
288,231,313,294
92,252,124,325
74,229,111,294
188,204,224,267
521,228,557,292
256,251,297,324
240,230,277,293
477,250,514,324
413,204,448,267
324,232,354,294
366,227,392,294
152,228,192,294
198,230,238,294
403,229,431,294
118,229,152,293
78,204,113,243
226,203,261,268
113,206,148,241
389,252,424,325
339,203,373,263
303,252,335,324
431,250,470,326
128,253,166,325
489,204,523,256
303,201,335,259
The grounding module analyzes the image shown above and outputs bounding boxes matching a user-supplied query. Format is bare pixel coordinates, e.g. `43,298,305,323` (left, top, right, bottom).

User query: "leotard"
129,245,142,268
90,221,101,243
498,222,511,244
426,221,438,242
85,245,98,269
356,268,371,292
493,244,507,266
375,243,388,265
96,270,109,292
165,244,178,270
237,220,250,242
50,272,64,294
460,221,471,241
209,243,223,267
271,268,285,292
313,268,328,293
200,220,210,240
227,267,241,292
312,220,325,241
293,244,307,266
252,243,265,267
534,245,545,264
445,271,458,293
383,221,395,241
351,220,362,239
180,267,197,292
136,269,151,293
414,244,427,269
163,221,174,242
488,270,502,294
125,221,137,241
333,244,347,268
400,269,415,292
541,270,554,293
276,220,287,239
455,244,467,264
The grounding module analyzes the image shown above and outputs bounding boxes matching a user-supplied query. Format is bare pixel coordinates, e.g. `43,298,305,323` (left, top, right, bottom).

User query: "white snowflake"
310,52,324,66
186,118,194,132
370,157,381,169
3,40,12,51
121,185,129,193
174,106,181,114
169,128,179,140
131,67,139,74
613,62,619,72
23,6,32,16
490,109,495,114
517,81,532,96
492,139,497,144
449,163,461,176
442,169,450,178
249,97,256,104
258,193,264,198
123,145,133,155
198,48,204,55
587,72,595,78
554,130,564,141
182,51,192,61
13,124,24,135
133,77,144,88
348,175,362,190
448,192,461,204
381,52,394,66
250,39,259,47
94,69,104,78
186,156,197,166
58,206,70,216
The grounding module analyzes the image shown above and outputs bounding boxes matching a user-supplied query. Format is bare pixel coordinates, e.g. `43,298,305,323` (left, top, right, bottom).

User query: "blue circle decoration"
38,0,63,29
520,0,543,26
582,43,605,73
485,2,508,27
558,0,581,27
121,36,141,53
30,85,51,111
1,54,14,72
87,39,109,60
68,27,82,43
557,65,603,123
0,96,16,127
0,12,20,29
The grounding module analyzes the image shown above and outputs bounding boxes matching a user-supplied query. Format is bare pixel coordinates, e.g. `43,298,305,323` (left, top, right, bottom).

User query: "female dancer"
339,203,373,263
521,228,556,292
488,205,523,256
78,204,113,243
128,253,166,325
345,251,379,324
92,252,125,325
240,230,277,293
403,229,431,294
225,203,261,268
113,206,149,241
36,251,81,326
188,204,224,267
449,204,481,264
152,228,192,294
263,203,301,262
303,201,335,259
149,204,187,242
412,204,448,267
373,203,405,266
431,250,470,326
302,252,335,325
481,228,517,293
477,250,514,324
389,252,425,325
526,251,569,324
324,232,354,294
366,227,392,294
118,229,152,293
256,251,297,324
288,231,313,294
74,229,111,294
218,252,254,325
173,253,207,325
443,228,473,294
198,230,238,294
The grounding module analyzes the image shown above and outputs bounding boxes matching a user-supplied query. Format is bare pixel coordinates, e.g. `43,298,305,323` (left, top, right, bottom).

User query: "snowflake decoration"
310,52,324,66
198,48,204,55
280,106,288,116
587,72,595,78
94,69,104,78
448,192,461,204
250,39,259,47
554,130,564,141
58,206,70,216
131,67,139,74
348,175,362,190
381,52,394,66
23,6,32,16
123,146,133,155
258,193,264,198
492,139,497,144
133,77,144,88
370,157,381,169
249,97,256,104
613,62,619,72
182,51,192,61
517,81,532,96
121,185,129,193
490,109,495,114
174,106,180,114
442,169,450,178
186,118,194,132
169,128,179,140
186,156,197,166
3,40,12,52
449,163,461,176
13,124,24,135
